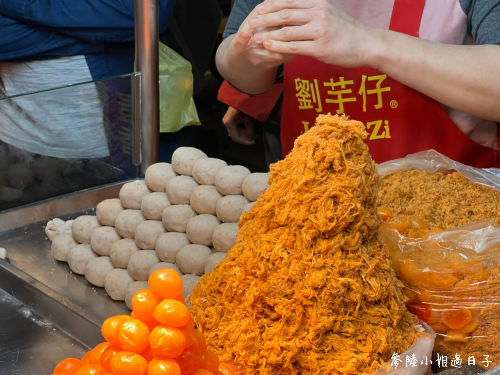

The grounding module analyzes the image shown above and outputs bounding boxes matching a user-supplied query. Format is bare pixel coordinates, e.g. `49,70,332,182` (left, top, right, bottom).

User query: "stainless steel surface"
0,183,136,326
133,71,142,166
0,183,143,372
0,259,102,348
0,182,125,232
134,0,160,175
0,208,130,327
0,287,87,375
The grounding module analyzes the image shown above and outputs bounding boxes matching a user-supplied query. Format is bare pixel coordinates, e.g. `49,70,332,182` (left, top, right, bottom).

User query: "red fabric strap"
389,0,426,37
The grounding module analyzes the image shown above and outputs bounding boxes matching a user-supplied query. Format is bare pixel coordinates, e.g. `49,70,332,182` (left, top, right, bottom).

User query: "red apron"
281,0,500,167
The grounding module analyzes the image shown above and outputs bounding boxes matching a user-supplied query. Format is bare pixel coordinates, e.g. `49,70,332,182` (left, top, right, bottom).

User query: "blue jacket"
0,0,175,80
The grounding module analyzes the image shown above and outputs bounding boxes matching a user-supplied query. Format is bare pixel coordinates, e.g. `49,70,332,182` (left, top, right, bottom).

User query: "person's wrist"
226,49,278,79
227,45,279,71
362,27,391,71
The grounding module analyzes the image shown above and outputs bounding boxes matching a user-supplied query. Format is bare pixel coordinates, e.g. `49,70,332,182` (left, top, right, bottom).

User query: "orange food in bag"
426,271,457,289
390,219,412,234
442,331,469,344
377,207,393,222
399,260,424,285
458,316,480,334
380,167,500,369
442,307,472,330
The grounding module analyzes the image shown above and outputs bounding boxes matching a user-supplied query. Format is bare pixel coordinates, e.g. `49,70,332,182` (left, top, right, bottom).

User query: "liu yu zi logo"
295,74,395,140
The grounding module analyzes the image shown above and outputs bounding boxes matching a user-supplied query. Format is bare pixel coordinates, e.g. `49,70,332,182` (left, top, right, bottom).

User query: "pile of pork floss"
190,114,422,375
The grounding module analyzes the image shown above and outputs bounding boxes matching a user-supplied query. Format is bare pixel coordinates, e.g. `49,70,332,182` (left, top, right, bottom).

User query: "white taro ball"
72,215,101,244
104,269,135,301
67,244,99,275
141,192,171,220
115,210,146,239
215,166,251,195
180,274,201,299
51,233,79,262
162,205,196,233
190,185,223,215
212,223,238,253
127,250,160,281
166,176,198,205
192,158,228,185
90,226,122,256
242,202,256,213
216,195,249,223
171,147,208,176
155,232,190,263
186,215,220,246
176,244,212,276
45,218,72,241
85,256,115,287
145,163,176,192
119,181,151,209
110,239,140,269
242,173,270,201
134,220,166,250
204,252,227,274
96,199,124,226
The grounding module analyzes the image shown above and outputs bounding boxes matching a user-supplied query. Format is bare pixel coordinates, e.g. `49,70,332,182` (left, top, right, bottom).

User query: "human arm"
0,0,173,43
216,0,294,95
216,34,278,95
251,0,500,121
368,32,500,122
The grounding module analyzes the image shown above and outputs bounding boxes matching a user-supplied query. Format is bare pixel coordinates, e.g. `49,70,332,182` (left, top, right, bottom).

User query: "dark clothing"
460,0,500,45
166,0,222,94
262,120,282,169
0,0,175,79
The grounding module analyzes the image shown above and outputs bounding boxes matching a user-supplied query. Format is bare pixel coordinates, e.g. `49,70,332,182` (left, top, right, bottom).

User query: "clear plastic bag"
159,43,201,133
374,322,436,375
380,219,500,368
377,150,500,370
377,149,500,191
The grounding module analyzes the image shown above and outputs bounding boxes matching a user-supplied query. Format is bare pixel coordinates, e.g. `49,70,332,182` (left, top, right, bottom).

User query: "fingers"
238,120,256,145
257,0,315,14
231,126,256,145
249,9,312,28
223,115,256,145
254,26,314,44
231,30,253,53
224,121,242,143
249,45,288,63
263,40,315,56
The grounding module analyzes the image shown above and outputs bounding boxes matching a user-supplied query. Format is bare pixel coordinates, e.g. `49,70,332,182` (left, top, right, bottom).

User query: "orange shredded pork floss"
190,114,422,375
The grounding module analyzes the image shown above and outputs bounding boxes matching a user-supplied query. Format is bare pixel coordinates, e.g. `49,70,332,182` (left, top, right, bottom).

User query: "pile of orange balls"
51,269,239,375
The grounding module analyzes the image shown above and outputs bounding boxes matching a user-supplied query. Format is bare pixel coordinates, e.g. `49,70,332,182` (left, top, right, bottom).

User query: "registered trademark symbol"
390,100,398,109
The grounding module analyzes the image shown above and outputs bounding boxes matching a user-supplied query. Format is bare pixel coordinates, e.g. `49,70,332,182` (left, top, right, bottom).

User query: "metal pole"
134,0,160,175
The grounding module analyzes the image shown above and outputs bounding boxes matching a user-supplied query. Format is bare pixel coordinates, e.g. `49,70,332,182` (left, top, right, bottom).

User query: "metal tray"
0,182,134,374
3,181,500,375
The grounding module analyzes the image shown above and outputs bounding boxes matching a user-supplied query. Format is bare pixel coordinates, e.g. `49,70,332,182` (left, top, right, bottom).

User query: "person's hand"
229,4,296,69
222,107,257,145
249,0,374,68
